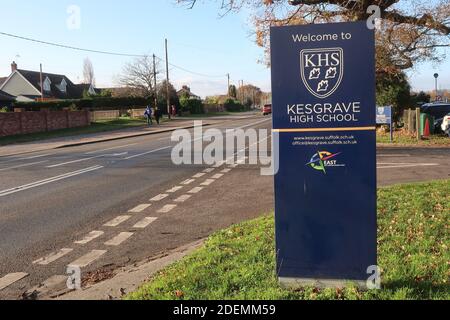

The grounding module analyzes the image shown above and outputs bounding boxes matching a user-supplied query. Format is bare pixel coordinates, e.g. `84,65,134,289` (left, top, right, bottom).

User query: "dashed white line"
68,250,107,268
192,172,206,178
201,179,215,186
129,204,151,213
203,168,215,173
221,168,232,173
151,194,169,201
174,194,192,203
124,146,171,160
157,204,177,213
105,232,134,246
18,153,54,160
46,156,103,168
0,272,29,291
188,187,204,194
74,231,104,245
103,215,131,227
0,166,104,197
133,217,158,229
33,248,73,265
85,143,138,155
0,160,48,172
166,186,183,193
212,173,224,179
181,179,195,185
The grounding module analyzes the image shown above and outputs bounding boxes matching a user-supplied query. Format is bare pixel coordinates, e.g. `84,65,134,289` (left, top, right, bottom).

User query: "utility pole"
227,73,230,97
165,39,171,119
434,73,439,102
39,63,44,101
153,54,158,110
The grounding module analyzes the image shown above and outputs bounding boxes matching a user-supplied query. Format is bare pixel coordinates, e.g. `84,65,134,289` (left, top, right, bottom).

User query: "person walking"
144,105,153,126
154,107,161,125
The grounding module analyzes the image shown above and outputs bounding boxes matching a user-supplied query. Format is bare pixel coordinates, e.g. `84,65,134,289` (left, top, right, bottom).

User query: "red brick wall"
0,110,90,137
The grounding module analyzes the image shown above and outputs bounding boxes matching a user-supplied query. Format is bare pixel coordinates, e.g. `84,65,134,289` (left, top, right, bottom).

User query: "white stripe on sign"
201,179,215,186
103,215,131,227
33,248,73,265
0,272,29,291
181,179,195,185
0,166,103,197
105,232,134,246
188,187,203,194
212,174,224,179
192,172,206,178
157,204,177,213
151,194,169,202
203,168,215,173
129,204,151,213
74,231,104,245
68,250,107,268
166,186,183,193
174,194,191,203
221,168,232,173
133,217,157,229
0,160,48,172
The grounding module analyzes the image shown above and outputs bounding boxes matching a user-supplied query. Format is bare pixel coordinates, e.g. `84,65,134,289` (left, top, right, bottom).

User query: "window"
58,78,67,93
43,77,51,92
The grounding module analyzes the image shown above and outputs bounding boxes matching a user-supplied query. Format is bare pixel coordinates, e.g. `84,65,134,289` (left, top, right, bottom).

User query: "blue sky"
0,0,448,97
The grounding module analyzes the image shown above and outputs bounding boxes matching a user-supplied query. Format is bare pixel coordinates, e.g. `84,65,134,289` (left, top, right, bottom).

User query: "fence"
0,110,90,137
90,110,120,122
130,108,146,118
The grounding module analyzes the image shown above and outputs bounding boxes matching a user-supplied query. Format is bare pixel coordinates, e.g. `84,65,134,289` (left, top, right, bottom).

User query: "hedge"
13,97,152,111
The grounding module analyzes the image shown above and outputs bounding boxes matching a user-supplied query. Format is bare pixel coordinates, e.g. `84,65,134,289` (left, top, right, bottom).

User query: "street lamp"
433,73,439,102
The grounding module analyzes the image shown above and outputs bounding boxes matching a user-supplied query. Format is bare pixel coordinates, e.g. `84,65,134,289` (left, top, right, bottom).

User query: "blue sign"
271,22,377,285
376,106,392,124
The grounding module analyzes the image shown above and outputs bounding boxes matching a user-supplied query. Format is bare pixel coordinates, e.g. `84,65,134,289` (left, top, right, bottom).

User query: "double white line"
0,165,104,197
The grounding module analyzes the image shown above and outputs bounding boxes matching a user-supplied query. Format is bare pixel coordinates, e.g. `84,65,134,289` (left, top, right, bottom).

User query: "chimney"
11,61,17,73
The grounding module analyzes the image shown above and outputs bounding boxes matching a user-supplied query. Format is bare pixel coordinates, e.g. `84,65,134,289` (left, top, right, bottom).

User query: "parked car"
441,112,450,137
262,104,272,116
421,103,450,133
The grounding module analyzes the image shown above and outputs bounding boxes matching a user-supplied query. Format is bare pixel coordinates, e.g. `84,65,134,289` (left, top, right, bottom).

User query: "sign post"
270,22,377,288
376,106,393,143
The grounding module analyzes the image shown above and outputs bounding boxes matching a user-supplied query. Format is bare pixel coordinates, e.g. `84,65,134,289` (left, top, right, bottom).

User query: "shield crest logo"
300,48,344,99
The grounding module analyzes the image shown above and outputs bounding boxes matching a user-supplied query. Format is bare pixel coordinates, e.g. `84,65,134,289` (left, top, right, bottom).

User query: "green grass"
179,112,233,118
377,131,450,145
0,117,148,146
127,180,450,300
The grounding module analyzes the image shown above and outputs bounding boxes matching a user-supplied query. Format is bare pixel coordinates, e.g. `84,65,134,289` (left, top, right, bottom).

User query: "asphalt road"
0,115,448,299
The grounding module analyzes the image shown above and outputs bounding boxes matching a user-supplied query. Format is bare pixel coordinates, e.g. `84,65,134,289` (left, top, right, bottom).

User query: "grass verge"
127,180,449,300
0,117,148,146
377,131,450,146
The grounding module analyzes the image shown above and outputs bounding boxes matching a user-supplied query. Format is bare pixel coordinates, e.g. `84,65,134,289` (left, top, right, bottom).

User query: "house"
0,61,90,102
0,89,16,110
177,85,201,100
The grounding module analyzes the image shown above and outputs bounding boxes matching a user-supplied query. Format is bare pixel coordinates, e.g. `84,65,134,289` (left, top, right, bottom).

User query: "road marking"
0,272,29,291
228,164,238,168
201,179,215,186
0,160,48,172
151,194,169,202
181,179,195,185
221,168,232,173
33,248,73,265
133,217,157,229
212,173,224,179
192,172,206,178
174,194,192,203
46,156,103,168
188,187,203,194
124,146,171,160
129,203,151,213
103,215,131,227
85,143,138,155
68,250,107,268
105,232,134,246
166,186,183,193
203,168,215,173
0,166,104,197
157,204,177,213
213,161,225,168
75,231,104,245
377,154,411,157
378,163,439,169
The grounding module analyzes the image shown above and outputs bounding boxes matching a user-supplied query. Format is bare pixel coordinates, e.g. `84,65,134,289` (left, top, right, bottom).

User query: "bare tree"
118,55,160,97
83,58,95,86
178,0,450,74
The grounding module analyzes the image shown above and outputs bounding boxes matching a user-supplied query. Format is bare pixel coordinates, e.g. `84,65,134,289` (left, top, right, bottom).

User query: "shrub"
180,97,204,114
224,98,245,112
